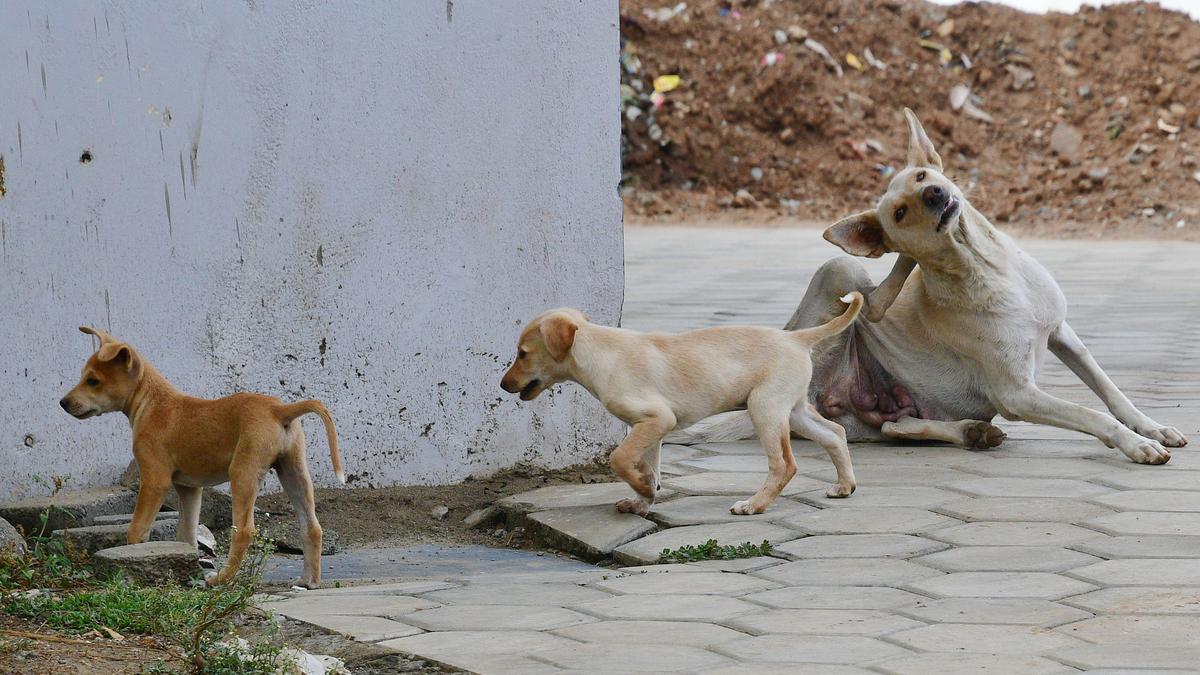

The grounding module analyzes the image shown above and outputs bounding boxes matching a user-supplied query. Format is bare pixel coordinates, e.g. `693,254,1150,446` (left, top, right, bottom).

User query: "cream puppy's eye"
916,170,926,182
517,349,527,359
894,205,907,222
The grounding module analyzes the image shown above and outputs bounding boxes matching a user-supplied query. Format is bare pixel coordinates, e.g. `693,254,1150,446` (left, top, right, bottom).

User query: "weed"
658,538,774,563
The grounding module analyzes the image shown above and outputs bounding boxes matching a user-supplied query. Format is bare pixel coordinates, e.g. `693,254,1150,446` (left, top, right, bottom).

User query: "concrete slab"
897,597,1091,627
779,507,958,535
906,572,1097,600
774,534,948,559
951,477,1112,499
91,541,200,586
676,454,831,474
741,585,930,611
754,558,943,587
702,665,873,675
572,593,760,622
400,604,594,632
377,630,576,659
551,619,747,647
611,521,799,566
794,486,961,510
1064,586,1200,615
1051,644,1200,670
647,495,816,526
1089,469,1200,491
1069,558,1200,586
269,594,440,620
1073,534,1200,559
51,519,177,554
662,472,825,497
933,497,1113,523
723,608,924,636
536,642,735,672
887,623,1086,654
288,614,421,642
1056,614,1200,646
803,465,979,488
928,521,1104,547
525,505,657,561
1084,511,1200,536
499,483,673,514
591,571,774,596
876,653,1075,675
0,487,137,534
948,457,1110,478
914,546,1101,572
419,581,610,607
713,634,913,665
1090,490,1200,512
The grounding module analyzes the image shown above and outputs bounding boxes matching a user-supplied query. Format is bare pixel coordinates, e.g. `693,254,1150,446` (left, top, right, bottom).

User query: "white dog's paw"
1133,422,1188,448
729,500,764,515
615,498,651,516
1120,437,1171,465
826,483,856,498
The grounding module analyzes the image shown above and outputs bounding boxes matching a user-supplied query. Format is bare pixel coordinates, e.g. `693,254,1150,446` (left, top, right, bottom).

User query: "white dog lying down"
501,293,864,516
670,108,1188,465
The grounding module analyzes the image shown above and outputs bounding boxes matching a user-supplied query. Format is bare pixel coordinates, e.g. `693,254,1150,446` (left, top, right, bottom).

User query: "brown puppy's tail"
793,291,864,345
277,399,345,484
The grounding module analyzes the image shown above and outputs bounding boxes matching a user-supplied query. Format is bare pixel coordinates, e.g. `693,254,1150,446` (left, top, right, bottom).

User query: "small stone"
1077,85,1091,98
430,505,449,521
749,167,764,181
731,189,758,208
52,520,177,554
1189,58,1200,72
786,25,807,41
1049,122,1083,159
0,517,26,555
92,541,201,586
1086,167,1109,181
463,505,502,529
773,29,787,45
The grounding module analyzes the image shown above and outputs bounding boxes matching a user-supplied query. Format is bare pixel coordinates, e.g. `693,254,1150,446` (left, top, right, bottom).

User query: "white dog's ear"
540,314,578,362
824,210,889,258
903,108,943,171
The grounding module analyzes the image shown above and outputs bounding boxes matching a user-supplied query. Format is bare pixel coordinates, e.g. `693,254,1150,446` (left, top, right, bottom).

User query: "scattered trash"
1157,118,1181,135
644,2,686,22
949,84,995,123
845,53,865,72
653,74,681,93
761,51,784,67
936,18,956,37
863,47,887,70
804,38,842,76
918,39,953,65
773,29,788,45
1006,64,1036,90
786,25,807,41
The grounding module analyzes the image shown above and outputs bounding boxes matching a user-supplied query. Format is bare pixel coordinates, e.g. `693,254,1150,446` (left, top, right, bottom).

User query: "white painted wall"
0,1,624,499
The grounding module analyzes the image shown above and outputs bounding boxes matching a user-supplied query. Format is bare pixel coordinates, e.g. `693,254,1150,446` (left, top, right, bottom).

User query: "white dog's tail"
663,410,758,444
793,291,864,345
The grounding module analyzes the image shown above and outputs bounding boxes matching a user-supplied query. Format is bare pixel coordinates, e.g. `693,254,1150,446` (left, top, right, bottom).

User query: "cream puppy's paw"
615,498,651,516
729,500,765,515
826,482,856,498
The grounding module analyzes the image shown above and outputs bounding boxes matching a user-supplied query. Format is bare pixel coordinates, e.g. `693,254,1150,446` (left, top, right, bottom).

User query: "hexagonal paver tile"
898,597,1091,627
794,486,962,509
498,483,676,513
951,477,1111,499
928,521,1103,547
803,465,978,488
572,593,758,622
1052,644,1200,670
269,594,440,620
775,534,947,560
875,653,1074,675
677,454,830,474
1084,511,1200,536
1069,558,1200,586
1065,586,1200,615
1089,469,1200,491
290,614,421,642
686,557,786,572
724,608,923,636
714,634,912,664
591,571,774,596
1089,490,1200,512
914,546,1101,572
400,604,593,631
780,507,958,535
661,443,702,463
552,619,747,647
888,623,1085,654
1057,615,1200,646
934,497,1113,523
526,506,657,559
536,642,735,672
420,582,610,606
949,457,1109,477
1074,534,1200,559
754,558,943,587
703,665,874,675
663,471,826,496
906,572,1096,599
648,495,815,526
612,521,798,566
742,585,930,611
378,630,578,658
693,440,792,456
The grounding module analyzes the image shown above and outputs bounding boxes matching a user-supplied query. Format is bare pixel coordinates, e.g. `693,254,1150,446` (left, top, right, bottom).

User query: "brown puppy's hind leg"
209,456,265,587
173,484,202,548
611,416,674,516
275,432,324,589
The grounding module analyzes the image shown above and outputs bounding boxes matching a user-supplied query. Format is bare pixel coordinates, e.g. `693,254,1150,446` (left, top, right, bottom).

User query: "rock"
1,517,26,555
197,525,217,555
92,542,201,585
52,519,178,554
732,189,758,208
259,520,339,555
1049,123,1083,160
463,506,502,529
430,505,450,521
0,488,137,535
92,511,179,525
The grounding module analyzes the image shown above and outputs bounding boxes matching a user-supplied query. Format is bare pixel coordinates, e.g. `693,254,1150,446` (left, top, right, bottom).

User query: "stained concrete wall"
0,1,624,499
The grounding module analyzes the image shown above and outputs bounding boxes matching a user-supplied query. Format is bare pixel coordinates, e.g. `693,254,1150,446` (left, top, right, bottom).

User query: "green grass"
658,538,774,563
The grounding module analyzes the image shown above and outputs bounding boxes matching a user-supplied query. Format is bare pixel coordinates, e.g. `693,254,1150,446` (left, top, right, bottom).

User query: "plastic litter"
863,47,887,70
919,39,953,65
804,38,843,77
653,74,681,92
845,53,865,71
761,51,784,67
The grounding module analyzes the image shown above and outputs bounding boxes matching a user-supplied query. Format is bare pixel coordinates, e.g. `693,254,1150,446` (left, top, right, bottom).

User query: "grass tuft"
658,538,773,563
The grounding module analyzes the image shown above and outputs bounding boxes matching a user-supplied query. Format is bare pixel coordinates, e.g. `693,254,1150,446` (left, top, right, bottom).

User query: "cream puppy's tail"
794,291,864,344
278,399,346,484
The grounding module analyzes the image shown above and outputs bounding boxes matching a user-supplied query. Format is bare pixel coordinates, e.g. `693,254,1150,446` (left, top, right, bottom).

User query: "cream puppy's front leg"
611,415,675,516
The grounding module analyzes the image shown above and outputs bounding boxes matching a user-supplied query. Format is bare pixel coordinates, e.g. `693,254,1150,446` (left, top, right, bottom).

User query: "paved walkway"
260,228,1200,674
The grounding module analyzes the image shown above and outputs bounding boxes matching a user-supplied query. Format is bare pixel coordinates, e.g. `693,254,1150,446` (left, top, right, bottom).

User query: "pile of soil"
620,0,1200,239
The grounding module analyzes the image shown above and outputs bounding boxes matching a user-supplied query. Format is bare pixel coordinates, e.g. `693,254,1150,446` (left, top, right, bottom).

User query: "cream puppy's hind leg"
791,403,857,498
731,400,797,515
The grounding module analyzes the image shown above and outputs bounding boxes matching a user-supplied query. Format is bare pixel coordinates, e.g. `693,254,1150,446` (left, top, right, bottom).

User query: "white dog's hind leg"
881,416,1006,449
1049,322,1188,447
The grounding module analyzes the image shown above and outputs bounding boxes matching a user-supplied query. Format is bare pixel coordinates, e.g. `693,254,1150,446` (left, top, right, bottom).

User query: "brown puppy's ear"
540,315,578,362
824,210,889,258
79,326,116,344
903,108,943,171
96,343,136,372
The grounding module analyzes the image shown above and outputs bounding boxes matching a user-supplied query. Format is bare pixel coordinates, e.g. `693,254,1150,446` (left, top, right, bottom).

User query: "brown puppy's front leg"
128,454,171,544
209,467,263,586
611,416,674,516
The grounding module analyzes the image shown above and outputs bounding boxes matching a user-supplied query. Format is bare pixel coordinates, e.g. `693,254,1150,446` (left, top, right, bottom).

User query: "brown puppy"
60,327,344,588
501,294,863,516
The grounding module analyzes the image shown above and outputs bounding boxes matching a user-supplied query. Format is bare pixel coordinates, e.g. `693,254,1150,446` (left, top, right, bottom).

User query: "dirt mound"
620,0,1200,238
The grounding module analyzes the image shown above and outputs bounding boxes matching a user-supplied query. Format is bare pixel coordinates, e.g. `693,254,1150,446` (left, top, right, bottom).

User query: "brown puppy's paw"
964,421,1007,449
615,498,651,516
826,482,856,499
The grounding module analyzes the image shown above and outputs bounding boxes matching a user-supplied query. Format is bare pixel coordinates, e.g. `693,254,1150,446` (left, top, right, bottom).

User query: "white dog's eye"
894,206,907,222
916,171,926,182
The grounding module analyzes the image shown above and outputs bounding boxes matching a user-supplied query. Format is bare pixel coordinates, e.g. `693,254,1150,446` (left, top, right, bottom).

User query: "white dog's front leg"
993,383,1171,464
1049,322,1188,447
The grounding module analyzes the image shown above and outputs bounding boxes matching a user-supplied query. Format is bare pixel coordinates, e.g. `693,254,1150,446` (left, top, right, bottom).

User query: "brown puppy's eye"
86,377,100,386
916,171,926,182
894,206,907,222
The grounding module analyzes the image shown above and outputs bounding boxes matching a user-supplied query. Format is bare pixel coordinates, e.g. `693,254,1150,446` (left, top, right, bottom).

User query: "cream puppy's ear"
540,314,578,362
824,209,889,258
903,108,944,171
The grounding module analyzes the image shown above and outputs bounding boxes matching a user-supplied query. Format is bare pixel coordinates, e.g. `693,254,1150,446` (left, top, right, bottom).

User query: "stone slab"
399,604,593,632
498,483,675,514
934,497,1113,523
703,665,873,675
378,630,577,659
949,458,1109,478
951,477,1111,499
92,511,178,524
928,521,1103,547
648,495,815,526
794,486,961,510
1089,490,1200,512
1084,511,1200,536
803,465,978,488
780,507,958,535
0,517,24,555
774,534,948,560
1072,534,1200,559
888,623,1085,655
525,505,657,561
741,585,930,611
592,571,774,596
713,634,912,665
0,487,137,534
1051,644,1200,670
536,642,735,672
897,597,1091,627
1069,558,1200,586
290,614,421,642
876,653,1074,675
754,558,943,587
91,541,200,586
1064,586,1200,615
906,572,1097,600
662,472,825,497
52,519,177,554
418,581,608,607
724,608,923,636
268,594,439,619
677,454,831,474
612,521,799,566
552,619,747,647
1089,469,1200,491
1056,615,1200,646
914,546,1101,572
572,593,759,622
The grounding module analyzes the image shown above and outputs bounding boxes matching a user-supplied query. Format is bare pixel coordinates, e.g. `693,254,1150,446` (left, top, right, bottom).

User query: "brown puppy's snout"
921,185,946,209
59,397,72,413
